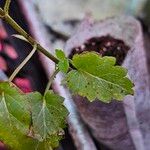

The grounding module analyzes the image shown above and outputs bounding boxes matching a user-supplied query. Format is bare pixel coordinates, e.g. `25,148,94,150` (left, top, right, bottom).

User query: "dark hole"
69,35,130,65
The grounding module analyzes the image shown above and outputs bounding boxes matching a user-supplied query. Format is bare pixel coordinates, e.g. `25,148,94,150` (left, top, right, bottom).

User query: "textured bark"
65,16,150,150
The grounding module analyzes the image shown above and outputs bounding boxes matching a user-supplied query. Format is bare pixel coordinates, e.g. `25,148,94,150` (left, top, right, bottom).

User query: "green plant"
0,0,134,149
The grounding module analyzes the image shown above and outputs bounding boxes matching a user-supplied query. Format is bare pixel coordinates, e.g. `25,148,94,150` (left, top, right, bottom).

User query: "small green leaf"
27,91,68,147
55,49,69,73
55,49,66,60
63,52,134,102
58,59,69,73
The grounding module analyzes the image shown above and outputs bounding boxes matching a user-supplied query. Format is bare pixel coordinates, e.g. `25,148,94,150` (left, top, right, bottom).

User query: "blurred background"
0,0,150,150
33,0,149,35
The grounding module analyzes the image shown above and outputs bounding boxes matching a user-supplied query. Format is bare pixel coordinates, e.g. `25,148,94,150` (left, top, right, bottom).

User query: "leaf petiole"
8,44,37,82
1,12,59,63
4,0,11,14
44,69,59,97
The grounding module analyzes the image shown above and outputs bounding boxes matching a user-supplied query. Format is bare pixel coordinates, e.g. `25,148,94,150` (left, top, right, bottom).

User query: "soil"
69,36,130,65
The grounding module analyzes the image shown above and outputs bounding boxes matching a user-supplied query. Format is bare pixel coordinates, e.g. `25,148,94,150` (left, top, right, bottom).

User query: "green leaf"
55,49,66,60
58,59,69,73
1,133,60,150
0,82,68,150
27,91,68,145
55,49,69,73
63,52,134,102
0,81,30,149
0,82,30,132
18,135,61,150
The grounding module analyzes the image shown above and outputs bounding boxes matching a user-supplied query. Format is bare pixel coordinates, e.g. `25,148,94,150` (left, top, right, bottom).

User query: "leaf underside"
28,91,68,140
0,82,68,150
55,49,69,73
64,52,134,102
0,82,30,149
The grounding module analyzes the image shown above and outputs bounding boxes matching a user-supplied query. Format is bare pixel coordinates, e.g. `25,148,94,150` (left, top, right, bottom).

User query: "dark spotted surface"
70,36,129,65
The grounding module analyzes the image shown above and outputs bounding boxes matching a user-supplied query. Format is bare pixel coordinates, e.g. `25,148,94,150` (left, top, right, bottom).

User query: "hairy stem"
44,69,59,96
4,0,11,14
8,44,37,82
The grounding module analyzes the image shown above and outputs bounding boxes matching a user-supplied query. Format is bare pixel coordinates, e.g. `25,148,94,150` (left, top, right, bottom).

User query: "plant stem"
1,12,59,63
8,44,37,82
4,0,11,14
0,8,5,17
44,69,59,96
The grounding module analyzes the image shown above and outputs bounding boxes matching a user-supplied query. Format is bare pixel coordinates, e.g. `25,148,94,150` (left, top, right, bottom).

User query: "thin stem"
8,44,37,82
0,0,58,63
44,69,59,96
4,0,11,14
0,8,4,18
2,13,59,63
